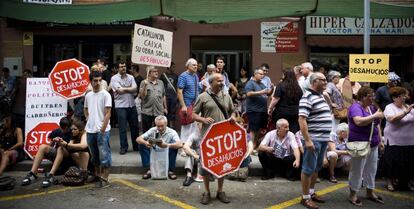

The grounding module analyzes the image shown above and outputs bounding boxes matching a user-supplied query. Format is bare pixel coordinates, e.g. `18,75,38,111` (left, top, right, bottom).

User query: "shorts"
302,141,328,176
87,131,112,168
247,112,267,132
44,147,57,161
326,150,351,169
180,122,199,143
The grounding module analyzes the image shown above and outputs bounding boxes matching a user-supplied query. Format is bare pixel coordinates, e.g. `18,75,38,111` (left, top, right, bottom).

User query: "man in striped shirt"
298,72,332,209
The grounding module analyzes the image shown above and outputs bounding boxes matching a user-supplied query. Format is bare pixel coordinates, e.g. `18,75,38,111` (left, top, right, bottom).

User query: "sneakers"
301,198,319,209
194,174,204,182
21,171,38,186
42,173,56,188
95,177,110,188
216,191,230,203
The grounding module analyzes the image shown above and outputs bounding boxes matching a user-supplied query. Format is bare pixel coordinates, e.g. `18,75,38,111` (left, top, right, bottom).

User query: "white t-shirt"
261,130,298,158
84,89,112,133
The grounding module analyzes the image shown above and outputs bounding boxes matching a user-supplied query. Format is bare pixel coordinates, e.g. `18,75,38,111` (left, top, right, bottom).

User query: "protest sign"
24,78,67,159
349,54,389,83
131,24,173,67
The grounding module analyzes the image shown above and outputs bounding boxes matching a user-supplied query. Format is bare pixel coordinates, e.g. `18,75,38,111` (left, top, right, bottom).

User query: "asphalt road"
1,172,413,209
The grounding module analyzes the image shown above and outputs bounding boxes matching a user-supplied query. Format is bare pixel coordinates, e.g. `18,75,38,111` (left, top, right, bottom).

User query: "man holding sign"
192,73,236,205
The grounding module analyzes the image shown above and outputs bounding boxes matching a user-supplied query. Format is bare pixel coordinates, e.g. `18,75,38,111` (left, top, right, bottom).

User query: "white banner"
25,78,67,136
306,16,414,35
23,0,72,5
131,24,173,68
261,22,289,52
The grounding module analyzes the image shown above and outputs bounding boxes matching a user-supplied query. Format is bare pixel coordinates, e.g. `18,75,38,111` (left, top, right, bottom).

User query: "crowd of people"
0,57,414,208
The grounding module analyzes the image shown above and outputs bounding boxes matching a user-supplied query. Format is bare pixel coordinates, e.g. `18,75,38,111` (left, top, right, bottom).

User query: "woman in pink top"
383,87,414,191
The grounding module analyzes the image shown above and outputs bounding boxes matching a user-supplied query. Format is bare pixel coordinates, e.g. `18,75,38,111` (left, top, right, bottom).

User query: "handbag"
178,74,198,125
346,107,374,157
150,146,169,180
178,105,193,125
333,107,348,120
60,166,88,186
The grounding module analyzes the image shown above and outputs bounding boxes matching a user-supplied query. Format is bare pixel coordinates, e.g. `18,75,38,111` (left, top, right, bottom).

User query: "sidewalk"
11,128,263,176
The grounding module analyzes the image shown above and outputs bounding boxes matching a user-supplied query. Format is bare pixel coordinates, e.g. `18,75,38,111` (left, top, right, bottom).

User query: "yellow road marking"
266,183,348,209
113,179,197,209
375,188,414,201
0,184,93,202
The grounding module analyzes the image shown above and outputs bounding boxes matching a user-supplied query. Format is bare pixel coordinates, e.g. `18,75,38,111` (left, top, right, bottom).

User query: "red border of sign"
199,118,248,178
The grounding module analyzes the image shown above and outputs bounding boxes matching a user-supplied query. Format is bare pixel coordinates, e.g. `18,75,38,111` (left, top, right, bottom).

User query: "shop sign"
349,54,389,83
23,0,72,5
200,119,248,178
261,22,299,53
25,78,67,159
132,24,173,68
306,16,414,35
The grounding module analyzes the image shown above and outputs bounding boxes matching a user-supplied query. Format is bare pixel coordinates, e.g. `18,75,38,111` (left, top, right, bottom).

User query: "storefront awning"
0,0,161,24
0,0,413,24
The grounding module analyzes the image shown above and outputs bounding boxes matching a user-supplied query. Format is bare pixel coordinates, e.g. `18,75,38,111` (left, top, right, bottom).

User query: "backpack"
0,176,16,191
60,166,88,186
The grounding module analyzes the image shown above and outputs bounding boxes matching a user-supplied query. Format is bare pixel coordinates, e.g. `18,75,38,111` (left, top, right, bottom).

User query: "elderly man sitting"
136,115,183,180
326,123,351,183
258,119,301,181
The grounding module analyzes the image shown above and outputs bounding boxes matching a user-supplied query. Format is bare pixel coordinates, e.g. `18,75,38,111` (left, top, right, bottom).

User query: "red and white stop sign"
24,122,60,159
48,58,90,100
200,119,248,178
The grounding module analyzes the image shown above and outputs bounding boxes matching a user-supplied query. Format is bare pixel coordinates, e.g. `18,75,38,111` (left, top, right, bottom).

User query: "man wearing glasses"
110,62,139,155
139,65,167,178
298,72,332,209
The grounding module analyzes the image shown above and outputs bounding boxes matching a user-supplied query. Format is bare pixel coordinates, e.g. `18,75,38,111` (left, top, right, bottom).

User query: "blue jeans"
87,131,112,168
116,107,139,151
139,146,178,170
168,148,178,172
302,141,327,176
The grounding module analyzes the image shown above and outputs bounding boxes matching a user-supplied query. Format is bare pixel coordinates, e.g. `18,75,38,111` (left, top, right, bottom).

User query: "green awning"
0,0,413,24
0,0,160,24
162,0,315,23
313,0,414,19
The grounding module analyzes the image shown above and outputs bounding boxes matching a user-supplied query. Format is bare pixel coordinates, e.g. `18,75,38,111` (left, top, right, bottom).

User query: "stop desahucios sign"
200,119,247,178
24,122,59,159
49,58,90,100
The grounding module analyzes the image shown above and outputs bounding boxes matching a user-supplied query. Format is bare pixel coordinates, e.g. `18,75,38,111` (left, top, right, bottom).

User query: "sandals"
386,184,395,192
367,195,384,204
168,172,177,180
329,176,338,183
142,171,151,180
349,198,362,207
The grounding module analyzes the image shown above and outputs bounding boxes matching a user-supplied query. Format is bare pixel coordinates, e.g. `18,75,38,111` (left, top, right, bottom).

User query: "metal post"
364,0,370,54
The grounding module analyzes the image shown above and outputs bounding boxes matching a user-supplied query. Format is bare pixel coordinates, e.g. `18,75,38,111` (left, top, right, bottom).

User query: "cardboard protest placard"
24,78,67,159
131,24,173,68
349,54,389,83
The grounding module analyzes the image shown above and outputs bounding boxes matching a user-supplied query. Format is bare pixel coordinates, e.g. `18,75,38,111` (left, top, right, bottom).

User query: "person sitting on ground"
42,120,90,188
0,115,24,176
136,115,183,180
258,119,301,181
21,117,72,186
326,123,351,183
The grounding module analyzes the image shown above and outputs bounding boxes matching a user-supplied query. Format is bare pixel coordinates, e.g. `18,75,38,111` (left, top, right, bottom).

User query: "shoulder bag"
346,107,374,157
207,92,229,119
